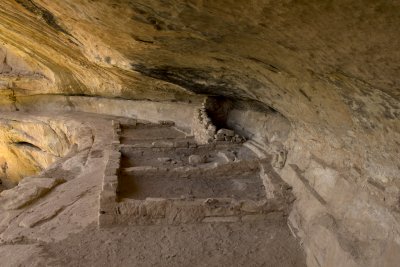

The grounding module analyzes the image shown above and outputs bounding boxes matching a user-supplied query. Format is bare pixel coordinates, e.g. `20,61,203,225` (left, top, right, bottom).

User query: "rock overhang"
0,1,398,123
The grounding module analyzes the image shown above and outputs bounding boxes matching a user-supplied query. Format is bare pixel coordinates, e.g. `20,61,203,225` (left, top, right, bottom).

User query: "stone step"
120,137,196,148
120,159,260,177
99,122,275,227
110,197,278,225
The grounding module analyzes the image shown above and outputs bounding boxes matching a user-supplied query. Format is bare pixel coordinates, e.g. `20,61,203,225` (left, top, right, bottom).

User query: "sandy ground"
42,217,306,267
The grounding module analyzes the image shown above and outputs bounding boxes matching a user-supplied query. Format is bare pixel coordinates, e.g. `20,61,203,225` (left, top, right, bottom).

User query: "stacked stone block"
98,120,121,227
192,98,245,145
192,100,216,144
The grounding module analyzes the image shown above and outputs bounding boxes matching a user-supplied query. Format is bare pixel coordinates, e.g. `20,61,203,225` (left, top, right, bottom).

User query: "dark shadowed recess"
131,63,263,99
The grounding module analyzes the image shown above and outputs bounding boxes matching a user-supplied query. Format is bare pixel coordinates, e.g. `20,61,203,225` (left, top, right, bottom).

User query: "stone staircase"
99,120,292,226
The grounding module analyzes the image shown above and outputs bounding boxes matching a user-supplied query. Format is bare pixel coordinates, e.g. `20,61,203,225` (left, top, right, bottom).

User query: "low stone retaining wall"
10,95,198,132
99,151,291,227
98,120,121,227
113,197,277,225
192,99,217,144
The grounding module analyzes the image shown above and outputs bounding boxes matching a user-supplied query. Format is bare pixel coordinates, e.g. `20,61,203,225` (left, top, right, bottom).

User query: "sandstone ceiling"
0,0,399,127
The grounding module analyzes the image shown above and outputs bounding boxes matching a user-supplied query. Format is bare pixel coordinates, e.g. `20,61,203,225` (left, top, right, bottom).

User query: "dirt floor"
118,170,265,200
43,217,306,267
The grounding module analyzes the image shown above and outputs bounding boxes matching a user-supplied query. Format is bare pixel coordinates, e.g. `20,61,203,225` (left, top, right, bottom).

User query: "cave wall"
0,0,399,266
0,112,99,187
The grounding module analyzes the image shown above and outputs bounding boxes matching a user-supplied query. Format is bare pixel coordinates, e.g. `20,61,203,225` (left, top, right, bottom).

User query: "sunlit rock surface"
0,1,399,266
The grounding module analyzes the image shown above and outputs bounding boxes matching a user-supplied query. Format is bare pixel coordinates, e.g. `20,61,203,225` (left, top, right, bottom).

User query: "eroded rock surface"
0,177,64,210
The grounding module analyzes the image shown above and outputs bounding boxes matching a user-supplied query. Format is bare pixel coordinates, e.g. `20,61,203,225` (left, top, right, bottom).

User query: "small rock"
188,154,206,165
217,151,236,162
157,157,172,163
217,128,235,137
204,198,218,205
215,134,225,141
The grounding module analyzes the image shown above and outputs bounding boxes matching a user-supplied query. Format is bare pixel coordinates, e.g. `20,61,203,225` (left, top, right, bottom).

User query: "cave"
0,1,399,266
